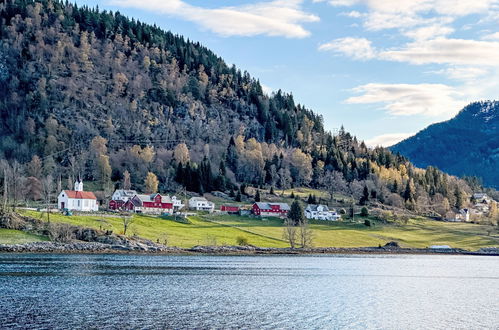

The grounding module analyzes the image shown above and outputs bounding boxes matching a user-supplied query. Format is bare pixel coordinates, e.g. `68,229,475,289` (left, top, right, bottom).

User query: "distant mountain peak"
391,101,499,188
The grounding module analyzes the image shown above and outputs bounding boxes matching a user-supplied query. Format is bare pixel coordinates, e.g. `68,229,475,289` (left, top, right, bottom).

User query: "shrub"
236,236,249,246
360,207,369,217
339,208,347,215
364,219,371,227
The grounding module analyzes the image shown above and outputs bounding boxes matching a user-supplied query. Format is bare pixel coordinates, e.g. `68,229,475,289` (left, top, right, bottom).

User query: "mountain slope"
391,101,499,188
0,0,491,215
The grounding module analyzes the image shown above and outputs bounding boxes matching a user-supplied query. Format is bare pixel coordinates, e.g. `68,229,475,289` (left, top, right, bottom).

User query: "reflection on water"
0,254,498,329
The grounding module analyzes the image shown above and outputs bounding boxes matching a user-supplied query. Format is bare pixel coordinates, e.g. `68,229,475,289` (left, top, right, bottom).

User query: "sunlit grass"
0,228,49,244
18,210,499,250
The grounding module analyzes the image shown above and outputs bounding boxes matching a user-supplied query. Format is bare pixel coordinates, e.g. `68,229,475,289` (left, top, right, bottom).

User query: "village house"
189,197,215,212
220,205,241,214
473,193,490,203
112,189,138,202
57,180,98,212
252,202,290,217
163,195,185,210
122,193,174,214
109,189,138,210
305,204,341,221
446,209,470,222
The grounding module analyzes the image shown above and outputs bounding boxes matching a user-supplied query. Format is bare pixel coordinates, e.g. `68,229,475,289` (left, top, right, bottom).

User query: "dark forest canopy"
0,0,496,216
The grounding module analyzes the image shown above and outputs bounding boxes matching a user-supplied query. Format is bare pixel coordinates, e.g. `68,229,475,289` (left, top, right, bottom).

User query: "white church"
57,180,99,212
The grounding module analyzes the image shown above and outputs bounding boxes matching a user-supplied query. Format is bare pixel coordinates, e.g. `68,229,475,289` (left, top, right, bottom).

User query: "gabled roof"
63,190,97,200
114,189,137,197
135,194,160,202
254,202,290,211
306,204,330,212
190,197,209,202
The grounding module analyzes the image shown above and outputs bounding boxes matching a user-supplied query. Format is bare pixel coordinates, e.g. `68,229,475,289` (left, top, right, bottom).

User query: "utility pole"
2,168,7,212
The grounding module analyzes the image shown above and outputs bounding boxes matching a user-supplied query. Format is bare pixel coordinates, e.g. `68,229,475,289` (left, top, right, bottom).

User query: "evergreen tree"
255,189,261,202
235,190,242,202
270,186,275,195
403,179,415,202
455,187,464,209
360,186,369,205
288,200,304,226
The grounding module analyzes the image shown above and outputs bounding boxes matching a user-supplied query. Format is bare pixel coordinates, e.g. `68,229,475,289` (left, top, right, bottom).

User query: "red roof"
63,190,97,200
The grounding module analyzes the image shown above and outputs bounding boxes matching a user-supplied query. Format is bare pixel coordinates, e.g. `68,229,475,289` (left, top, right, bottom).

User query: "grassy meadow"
0,228,49,245
15,210,499,250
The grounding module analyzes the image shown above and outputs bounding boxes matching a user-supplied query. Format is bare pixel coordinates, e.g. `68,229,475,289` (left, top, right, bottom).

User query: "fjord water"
0,254,498,329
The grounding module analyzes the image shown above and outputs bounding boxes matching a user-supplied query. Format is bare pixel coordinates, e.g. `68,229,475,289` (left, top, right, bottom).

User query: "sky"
73,0,499,147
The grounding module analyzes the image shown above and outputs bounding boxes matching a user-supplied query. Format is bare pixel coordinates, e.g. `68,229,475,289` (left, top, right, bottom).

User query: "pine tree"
270,186,275,195
288,200,304,226
455,187,464,209
235,190,242,202
255,189,261,202
360,186,369,205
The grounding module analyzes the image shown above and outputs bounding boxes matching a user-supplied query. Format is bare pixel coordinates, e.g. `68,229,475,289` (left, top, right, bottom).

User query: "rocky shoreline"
1,241,498,256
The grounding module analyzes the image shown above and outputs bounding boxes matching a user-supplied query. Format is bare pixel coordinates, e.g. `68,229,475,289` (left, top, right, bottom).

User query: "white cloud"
403,24,454,40
261,83,274,95
482,31,499,40
345,83,467,116
381,38,499,66
327,0,497,16
109,0,319,38
365,133,414,147
318,37,376,59
432,67,489,80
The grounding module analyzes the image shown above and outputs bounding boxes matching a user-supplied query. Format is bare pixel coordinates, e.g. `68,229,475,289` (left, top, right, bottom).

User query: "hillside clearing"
16,210,499,250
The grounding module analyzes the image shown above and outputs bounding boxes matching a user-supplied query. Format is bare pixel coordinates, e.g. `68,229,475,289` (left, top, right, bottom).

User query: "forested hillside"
0,0,494,217
392,101,499,189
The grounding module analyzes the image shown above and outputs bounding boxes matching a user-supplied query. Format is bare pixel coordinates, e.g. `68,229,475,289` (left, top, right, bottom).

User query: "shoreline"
0,242,498,256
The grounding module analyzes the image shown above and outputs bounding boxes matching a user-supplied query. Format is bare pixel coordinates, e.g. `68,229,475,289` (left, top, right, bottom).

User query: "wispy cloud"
345,83,467,116
365,132,414,147
382,38,499,66
109,0,319,38
318,37,376,60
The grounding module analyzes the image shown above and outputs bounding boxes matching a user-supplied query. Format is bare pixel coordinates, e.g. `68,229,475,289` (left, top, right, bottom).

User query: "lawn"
17,210,499,250
204,214,499,250
0,228,49,245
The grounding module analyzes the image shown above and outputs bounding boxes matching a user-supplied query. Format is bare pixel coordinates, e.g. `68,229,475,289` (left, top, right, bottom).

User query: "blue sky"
74,0,499,146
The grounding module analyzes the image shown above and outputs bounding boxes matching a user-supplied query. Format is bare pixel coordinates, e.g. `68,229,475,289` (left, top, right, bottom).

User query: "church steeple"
74,176,83,192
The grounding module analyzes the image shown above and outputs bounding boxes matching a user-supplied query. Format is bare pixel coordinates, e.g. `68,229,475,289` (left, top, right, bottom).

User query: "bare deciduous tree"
121,214,134,236
283,218,297,248
41,175,53,222
299,218,313,248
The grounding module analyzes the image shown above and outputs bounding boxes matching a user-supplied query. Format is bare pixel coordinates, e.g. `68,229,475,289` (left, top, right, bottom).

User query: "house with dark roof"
252,202,290,217
122,194,174,214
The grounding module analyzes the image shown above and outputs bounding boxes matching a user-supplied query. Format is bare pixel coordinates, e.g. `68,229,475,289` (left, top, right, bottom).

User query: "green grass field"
0,228,49,244
17,210,499,250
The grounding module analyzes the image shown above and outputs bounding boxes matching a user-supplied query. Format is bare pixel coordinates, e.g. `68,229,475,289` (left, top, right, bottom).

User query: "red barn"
121,194,174,214
108,199,125,210
252,202,290,217
220,205,240,213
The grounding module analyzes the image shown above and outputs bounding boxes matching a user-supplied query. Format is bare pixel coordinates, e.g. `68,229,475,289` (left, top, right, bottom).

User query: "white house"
163,195,185,210
58,180,98,212
111,189,138,202
305,204,341,221
189,197,215,212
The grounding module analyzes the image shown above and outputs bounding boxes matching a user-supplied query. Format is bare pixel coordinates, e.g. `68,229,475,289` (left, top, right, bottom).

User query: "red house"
252,202,290,217
121,194,174,214
220,205,240,213
109,199,125,210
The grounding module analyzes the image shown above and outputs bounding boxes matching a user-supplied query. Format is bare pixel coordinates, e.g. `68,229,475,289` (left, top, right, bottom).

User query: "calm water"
0,254,498,329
